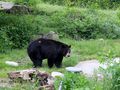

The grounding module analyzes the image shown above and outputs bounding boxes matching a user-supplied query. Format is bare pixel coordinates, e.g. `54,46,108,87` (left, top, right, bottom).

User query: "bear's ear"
68,45,71,48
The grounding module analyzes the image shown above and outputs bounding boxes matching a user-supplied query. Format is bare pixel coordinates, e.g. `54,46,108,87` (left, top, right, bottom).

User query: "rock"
74,58,120,76
8,69,55,89
0,1,14,9
0,1,32,14
32,31,59,41
8,69,37,80
65,67,82,73
51,72,64,78
37,73,54,90
75,60,101,76
5,61,19,67
43,31,59,40
36,72,49,86
47,76,54,85
5,5,32,14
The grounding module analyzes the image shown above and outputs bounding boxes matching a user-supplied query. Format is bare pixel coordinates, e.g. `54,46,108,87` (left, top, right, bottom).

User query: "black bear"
27,38,71,68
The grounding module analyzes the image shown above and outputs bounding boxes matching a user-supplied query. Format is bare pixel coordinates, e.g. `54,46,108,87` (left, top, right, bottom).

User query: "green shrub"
97,49,120,90
13,0,40,6
42,0,120,9
111,64,120,90
0,13,38,52
50,8,120,39
0,29,12,53
55,72,89,90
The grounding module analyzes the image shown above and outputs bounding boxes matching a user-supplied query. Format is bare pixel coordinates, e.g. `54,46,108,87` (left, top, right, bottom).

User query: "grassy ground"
0,1,120,90
0,39,120,78
0,39,120,89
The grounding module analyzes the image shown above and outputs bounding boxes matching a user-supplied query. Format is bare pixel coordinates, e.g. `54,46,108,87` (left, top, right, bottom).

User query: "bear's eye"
68,49,71,53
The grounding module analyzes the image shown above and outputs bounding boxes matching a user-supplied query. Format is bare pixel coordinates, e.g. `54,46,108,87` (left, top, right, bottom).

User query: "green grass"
0,1,120,90
1,39,120,78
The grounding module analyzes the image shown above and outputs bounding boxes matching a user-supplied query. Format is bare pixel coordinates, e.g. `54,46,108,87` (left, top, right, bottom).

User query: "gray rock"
43,31,59,40
75,58,120,76
0,1,32,14
5,61,19,67
51,72,64,78
75,60,102,76
65,67,82,73
0,1,14,9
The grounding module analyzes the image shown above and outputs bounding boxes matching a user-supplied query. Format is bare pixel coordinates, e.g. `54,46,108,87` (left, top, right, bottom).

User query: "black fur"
27,38,71,68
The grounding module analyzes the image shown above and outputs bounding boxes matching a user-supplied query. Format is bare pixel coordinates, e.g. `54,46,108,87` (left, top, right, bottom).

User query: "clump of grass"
54,72,89,90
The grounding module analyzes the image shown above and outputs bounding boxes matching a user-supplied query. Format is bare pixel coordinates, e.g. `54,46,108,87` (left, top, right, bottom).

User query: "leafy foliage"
55,72,89,90
0,13,38,52
50,8,120,40
98,49,120,90
42,0,120,9
13,0,39,6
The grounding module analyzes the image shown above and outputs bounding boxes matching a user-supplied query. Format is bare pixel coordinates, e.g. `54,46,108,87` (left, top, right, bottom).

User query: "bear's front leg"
54,56,63,68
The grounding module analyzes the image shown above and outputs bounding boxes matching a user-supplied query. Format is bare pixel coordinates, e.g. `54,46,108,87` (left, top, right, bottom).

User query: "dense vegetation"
42,0,120,9
1,0,120,52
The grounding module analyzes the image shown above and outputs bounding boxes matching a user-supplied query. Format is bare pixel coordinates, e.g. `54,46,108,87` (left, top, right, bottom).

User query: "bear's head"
62,45,71,57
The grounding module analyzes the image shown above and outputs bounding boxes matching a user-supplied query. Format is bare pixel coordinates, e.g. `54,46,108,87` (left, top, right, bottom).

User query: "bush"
0,13,38,52
111,64,120,90
14,0,40,6
55,72,89,90
0,29,12,53
98,50,120,90
50,8,120,39
42,0,120,9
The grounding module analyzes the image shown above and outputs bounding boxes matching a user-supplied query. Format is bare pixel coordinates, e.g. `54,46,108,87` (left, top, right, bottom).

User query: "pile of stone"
8,69,54,90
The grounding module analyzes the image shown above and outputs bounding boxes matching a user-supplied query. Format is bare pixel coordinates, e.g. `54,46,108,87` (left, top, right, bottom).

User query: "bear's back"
36,38,67,47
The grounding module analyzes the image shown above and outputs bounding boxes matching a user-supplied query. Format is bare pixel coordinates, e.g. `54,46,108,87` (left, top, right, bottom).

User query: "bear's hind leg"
33,59,42,68
32,58,42,68
29,54,42,68
48,58,54,68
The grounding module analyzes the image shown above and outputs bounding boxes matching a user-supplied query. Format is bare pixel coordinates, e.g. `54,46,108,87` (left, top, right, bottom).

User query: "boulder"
0,1,14,9
43,31,59,40
5,5,32,14
0,1,32,14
